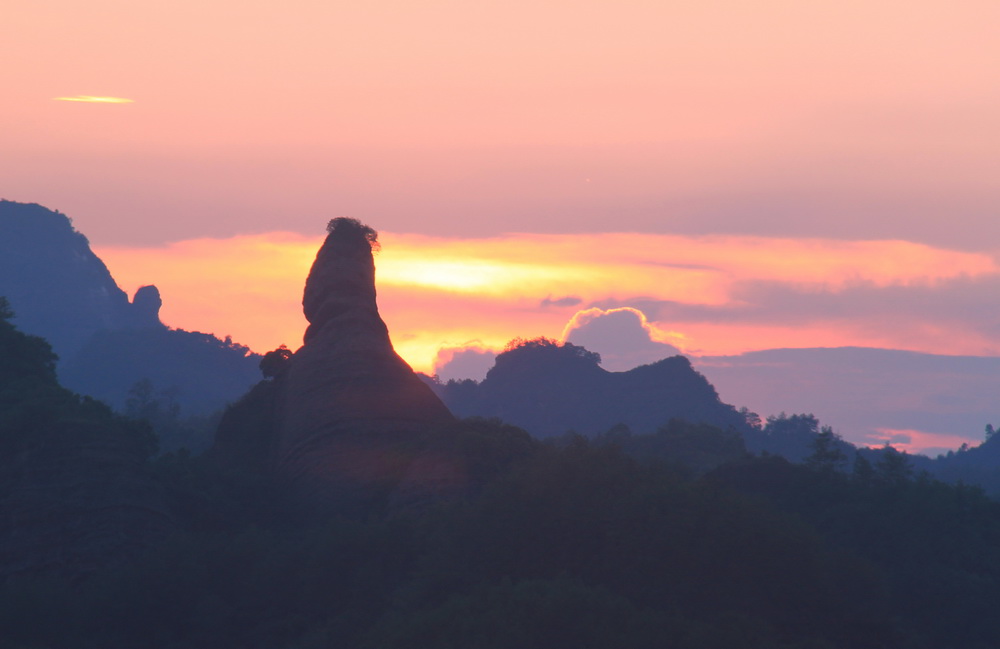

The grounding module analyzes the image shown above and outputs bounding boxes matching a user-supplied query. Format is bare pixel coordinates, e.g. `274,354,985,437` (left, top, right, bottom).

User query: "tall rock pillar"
273,218,455,502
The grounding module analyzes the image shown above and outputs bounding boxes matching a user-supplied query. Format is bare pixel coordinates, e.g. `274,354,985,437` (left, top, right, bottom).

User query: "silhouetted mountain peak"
435,340,745,438
0,200,260,422
0,200,134,356
484,337,604,384
623,355,717,391
0,199,88,243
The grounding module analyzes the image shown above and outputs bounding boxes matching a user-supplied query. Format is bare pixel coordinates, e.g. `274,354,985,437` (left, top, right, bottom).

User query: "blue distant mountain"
0,200,261,424
426,337,748,438
693,347,1000,453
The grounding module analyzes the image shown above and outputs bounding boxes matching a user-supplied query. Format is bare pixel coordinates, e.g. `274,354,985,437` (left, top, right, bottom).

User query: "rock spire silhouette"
271,218,455,501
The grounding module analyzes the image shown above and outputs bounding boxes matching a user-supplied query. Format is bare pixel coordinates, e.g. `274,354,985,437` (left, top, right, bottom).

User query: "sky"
5,0,1000,452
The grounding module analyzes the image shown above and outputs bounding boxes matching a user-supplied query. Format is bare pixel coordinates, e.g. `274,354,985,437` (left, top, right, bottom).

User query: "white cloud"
562,307,682,371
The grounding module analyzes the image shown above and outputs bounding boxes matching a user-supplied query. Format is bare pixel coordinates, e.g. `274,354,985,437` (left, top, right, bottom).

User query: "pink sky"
5,1,1000,452
4,1,999,246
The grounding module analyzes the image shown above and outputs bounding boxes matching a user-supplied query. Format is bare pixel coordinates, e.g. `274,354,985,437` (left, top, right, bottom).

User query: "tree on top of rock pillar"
326,217,380,252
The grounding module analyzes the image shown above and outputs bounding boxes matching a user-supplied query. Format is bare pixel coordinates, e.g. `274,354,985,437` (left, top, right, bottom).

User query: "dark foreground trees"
4,422,1000,648
1,435,899,649
4,302,1000,648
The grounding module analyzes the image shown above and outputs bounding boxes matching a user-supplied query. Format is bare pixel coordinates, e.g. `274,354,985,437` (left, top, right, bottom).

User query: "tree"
0,297,58,384
748,413,824,462
805,426,848,473
739,406,762,431
852,452,875,483
125,378,178,423
875,446,913,486
500,337,601,365
0,296,13,322
326,217,380,251
260,344,293,379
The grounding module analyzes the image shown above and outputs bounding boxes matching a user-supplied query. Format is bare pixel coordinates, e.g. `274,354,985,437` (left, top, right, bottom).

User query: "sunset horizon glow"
95,229,1000,372
89,226,1000,454
9,0,1000,455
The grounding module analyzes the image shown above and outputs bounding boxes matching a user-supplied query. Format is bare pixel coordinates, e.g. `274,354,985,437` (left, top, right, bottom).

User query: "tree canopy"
326,217,380,251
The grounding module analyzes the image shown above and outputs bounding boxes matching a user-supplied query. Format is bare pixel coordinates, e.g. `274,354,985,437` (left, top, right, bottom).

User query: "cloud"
433,344,497,382
540,295,582,308
53,96,134,103
562,307,682,371
615,273,1000,356
868,429,984,458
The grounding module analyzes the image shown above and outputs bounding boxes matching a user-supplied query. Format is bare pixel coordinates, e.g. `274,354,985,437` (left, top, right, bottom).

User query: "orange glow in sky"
9,0,1000,454
95,230,1000,375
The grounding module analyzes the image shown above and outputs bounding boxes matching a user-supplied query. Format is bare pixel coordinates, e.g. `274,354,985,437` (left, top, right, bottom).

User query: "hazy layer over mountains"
696,347,1000,454
0,200,151,355
0,200,260,420
439,306,998,454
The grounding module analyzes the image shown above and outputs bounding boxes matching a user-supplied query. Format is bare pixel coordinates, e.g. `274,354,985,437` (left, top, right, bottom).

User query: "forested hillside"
3,298,1000,647
0,298,172,585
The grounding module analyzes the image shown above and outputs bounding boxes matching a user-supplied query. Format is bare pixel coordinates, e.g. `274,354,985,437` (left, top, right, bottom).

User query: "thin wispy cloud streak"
52,96,134,103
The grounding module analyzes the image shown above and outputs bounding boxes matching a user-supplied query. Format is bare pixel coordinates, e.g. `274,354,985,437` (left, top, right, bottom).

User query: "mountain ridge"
0,200,261,429
427,337,748,438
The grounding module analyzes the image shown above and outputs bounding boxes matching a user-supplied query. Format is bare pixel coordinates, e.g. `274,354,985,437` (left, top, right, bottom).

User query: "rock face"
0,200,137,358
238,218,456,505
130,284,163,327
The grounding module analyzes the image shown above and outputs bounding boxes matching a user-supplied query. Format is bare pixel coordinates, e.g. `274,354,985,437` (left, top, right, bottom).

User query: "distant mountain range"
694,347,1000,453
425,338,748,438
428,340,1000,494
0,200,151,356
0,200,261,427
5,199,999,487
437,333,999,455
